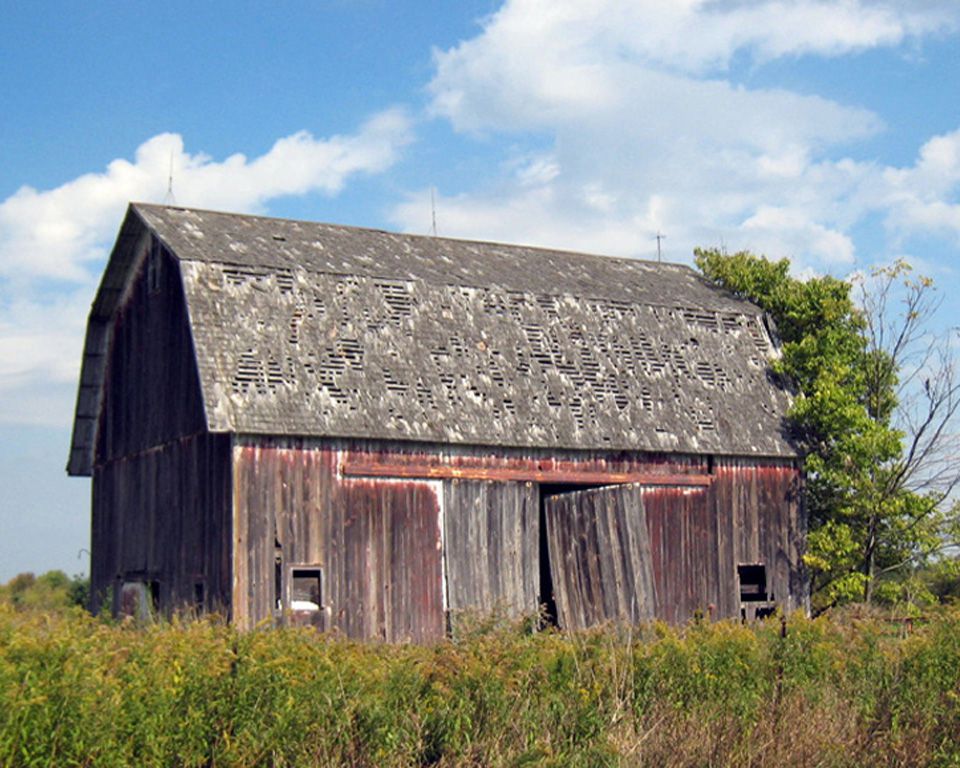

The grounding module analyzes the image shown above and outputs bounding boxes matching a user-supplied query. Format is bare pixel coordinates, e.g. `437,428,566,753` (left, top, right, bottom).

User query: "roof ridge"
131,201,692,272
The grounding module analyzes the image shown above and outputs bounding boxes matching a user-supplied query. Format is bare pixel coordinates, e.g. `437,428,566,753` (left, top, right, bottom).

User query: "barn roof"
68,203,796,475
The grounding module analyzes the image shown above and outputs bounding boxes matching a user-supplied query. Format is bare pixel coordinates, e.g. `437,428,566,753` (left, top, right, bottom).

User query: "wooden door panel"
544,484,655,629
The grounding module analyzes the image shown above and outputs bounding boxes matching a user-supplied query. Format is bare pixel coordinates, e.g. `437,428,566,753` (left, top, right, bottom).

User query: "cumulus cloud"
881,129,960,243
0,108,412,284
0,108,413,425
436,0,957,95
400,0,960,273
430,0,957,132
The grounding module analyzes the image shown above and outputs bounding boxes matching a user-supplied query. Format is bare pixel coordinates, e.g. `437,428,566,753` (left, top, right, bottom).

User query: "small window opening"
738,564,768,602
738,563,777,621
291,568,322,611
149,580,161,612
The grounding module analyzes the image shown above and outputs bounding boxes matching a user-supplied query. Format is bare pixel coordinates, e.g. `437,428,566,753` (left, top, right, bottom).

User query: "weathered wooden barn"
68,203,805,640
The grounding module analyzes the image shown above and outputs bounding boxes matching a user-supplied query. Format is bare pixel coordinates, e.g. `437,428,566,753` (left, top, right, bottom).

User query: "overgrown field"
2,606,959,767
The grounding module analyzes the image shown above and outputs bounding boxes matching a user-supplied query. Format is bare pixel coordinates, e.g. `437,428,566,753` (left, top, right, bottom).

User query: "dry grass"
1,605,958,767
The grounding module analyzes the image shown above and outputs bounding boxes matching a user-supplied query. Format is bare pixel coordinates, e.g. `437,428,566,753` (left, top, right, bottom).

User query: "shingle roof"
69,203,796,475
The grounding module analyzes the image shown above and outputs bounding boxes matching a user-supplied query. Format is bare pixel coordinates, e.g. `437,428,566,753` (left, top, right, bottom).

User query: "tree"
0,570,90,611
853,262,960,603
694,248,960,610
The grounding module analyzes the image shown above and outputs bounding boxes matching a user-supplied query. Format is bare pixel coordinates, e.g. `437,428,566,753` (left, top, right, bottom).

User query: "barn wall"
232,441,446,642
637,458,802,623
89,233,231,617
713,456,806,616
90,433,232,615
642,485,717,623
230,437,802,635
96,238,206,463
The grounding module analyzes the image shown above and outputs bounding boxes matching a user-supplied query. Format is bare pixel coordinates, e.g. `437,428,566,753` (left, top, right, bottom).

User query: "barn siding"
90,433,232,615
229,437,804,635
713,457,805,616
89,234,230,617
96,238,206,464
443,480,539,617
545,484,656,628
642,487,708,623
232,442,446,642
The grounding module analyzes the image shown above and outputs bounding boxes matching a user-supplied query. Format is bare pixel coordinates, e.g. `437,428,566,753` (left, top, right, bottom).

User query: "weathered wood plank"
344,461,712,486
545,484,656,630
443,480,539,618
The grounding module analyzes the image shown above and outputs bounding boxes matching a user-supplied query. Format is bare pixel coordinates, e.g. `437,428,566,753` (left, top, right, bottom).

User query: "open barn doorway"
539,483,657,630
538,484,604,626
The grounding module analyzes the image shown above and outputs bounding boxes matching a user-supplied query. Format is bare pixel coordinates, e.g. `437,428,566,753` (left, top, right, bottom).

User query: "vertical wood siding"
545,484,656,628
91,237,230,616
712,457,805,616
442,480,539,617
233,443,445,642
90,433,232,614
225,437,803,636
97,241,206,463
642,486,716,624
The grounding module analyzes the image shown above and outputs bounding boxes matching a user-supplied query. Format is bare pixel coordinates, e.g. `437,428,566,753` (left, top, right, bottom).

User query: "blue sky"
1,0,959,581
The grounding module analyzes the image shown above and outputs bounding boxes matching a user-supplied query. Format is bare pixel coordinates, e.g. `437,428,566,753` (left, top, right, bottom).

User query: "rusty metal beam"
341,461,713,487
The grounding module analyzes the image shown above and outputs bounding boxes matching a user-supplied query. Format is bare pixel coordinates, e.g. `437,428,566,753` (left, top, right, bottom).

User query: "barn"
68,203,805,640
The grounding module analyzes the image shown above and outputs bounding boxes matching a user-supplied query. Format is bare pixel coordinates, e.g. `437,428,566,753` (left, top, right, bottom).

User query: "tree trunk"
864,516,878,603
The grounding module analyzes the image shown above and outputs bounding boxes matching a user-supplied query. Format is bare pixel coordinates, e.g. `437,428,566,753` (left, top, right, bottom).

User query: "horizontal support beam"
341,461,712,487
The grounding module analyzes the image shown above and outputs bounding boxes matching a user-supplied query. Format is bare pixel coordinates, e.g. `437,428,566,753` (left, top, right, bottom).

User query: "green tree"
0,570,90,611
694,249,959,610
853,262,960,603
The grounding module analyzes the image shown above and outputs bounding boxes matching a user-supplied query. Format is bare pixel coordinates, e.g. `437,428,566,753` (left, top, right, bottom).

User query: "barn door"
544,484,655,630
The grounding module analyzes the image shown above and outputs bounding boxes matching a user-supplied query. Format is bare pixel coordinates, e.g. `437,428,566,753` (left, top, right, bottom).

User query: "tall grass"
1,605,958,767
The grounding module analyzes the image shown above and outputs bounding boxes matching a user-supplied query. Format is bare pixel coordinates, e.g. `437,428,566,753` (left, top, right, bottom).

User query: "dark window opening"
148,580,161,612
738,563,777,622
737,563,768,602
291,568,322,611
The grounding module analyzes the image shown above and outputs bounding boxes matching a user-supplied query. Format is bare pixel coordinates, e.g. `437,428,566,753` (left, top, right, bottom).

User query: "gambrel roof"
68,203,795,475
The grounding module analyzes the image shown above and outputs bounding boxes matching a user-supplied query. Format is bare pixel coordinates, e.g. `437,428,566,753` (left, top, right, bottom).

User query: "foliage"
694,249,959,611
1,608,960,767
0,570,89,612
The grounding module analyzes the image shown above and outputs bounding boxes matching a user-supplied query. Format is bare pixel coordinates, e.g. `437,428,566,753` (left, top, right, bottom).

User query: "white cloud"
0,108,413,284
0,108,413,426
881,129,960,242
403,0,960,276
741,206,856,264
430,0,958,133
0,289,90,427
